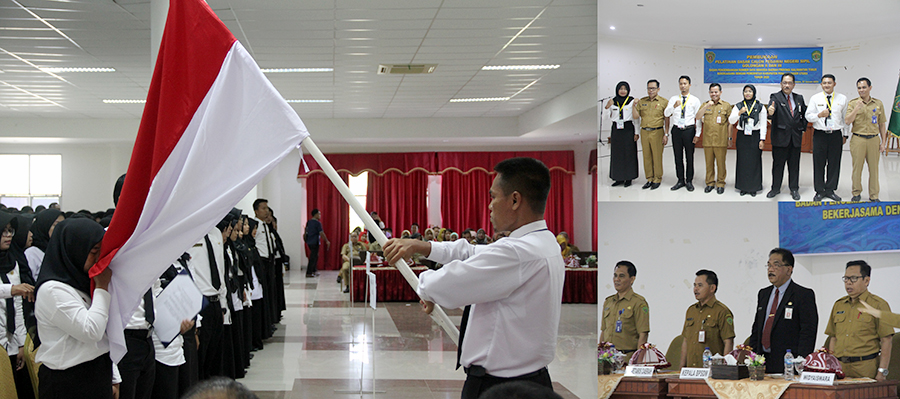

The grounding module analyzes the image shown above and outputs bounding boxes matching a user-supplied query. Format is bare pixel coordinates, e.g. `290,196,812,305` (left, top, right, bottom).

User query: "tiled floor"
241,269,598,398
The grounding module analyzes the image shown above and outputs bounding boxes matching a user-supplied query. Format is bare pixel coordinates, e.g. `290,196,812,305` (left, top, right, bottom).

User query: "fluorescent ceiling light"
260,68,333,73
482,65,560,71
103,99,145,104
450,97,510,103
40,67,115,73
285,99,333,103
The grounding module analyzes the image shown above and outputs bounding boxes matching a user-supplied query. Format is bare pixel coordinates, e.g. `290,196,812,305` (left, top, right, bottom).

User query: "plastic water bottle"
784,349,794,381
702,347,712,368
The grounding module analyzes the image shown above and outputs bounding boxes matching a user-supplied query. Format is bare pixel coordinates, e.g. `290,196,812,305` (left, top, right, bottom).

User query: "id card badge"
677,117,685,129
873,109,878,124
716,115,722,124
785,307,793,320
616,319,623,333
698,330,706,343
744,119,754,135
825,116,835,129
615,119,624,129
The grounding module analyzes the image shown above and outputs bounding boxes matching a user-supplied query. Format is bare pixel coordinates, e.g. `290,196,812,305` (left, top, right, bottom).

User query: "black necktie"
681,96,687,118
456,305,471,370
826,95,832,121
143,289,155,326
1,272,14,334
204,235,221,290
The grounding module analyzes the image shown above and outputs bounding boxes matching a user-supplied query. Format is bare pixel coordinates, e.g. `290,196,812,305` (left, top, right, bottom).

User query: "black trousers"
39,353,112,399
118,330,156,399
671,125,696,183
460,367,552,399
198,300,224,379
771,142,801,192
150,362,178,399
307,244,320,276
179,326,199,396
251,299,266,349
9,354,35,399
812,129,843,195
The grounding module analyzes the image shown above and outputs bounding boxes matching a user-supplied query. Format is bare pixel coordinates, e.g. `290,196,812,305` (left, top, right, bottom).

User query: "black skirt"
39,353,113,399
735,129,763,192
609,121,638,181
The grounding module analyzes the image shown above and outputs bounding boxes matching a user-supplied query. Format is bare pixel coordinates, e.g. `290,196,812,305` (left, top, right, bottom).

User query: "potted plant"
598,342,617,375
743,352,766,381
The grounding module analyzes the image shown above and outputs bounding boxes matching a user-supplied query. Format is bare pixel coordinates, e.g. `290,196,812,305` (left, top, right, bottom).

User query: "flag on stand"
93,0,309,361
889,73,900,138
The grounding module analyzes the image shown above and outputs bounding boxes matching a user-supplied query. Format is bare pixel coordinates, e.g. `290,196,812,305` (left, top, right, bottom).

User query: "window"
348,172,368,233
0,154,62,208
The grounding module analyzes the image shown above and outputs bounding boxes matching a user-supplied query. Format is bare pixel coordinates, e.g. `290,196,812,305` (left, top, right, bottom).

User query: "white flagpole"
301,137,460,345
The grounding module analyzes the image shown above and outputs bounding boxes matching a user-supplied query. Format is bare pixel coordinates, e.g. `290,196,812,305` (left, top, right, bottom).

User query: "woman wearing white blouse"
728,84,769,196
606,81,639,187
34,218,116,399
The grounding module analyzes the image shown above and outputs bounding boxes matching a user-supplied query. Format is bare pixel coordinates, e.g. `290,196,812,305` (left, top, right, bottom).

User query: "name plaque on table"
680,368,710,379
625,366,655,377
799,371,835,385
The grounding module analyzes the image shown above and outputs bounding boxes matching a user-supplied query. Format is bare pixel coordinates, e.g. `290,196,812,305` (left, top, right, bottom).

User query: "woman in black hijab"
606,81,639,186
728,84,768,196
26,209,63,278
34,218,115,399
1,211,36,399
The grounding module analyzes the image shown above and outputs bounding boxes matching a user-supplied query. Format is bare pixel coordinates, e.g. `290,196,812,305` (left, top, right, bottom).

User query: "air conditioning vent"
377,64,437,75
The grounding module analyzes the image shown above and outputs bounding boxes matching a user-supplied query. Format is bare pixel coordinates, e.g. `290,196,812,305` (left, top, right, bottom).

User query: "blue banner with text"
778,202,900,255
704,48,823,84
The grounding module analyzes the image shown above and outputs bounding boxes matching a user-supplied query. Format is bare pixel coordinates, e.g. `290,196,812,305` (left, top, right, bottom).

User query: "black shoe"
813,193,824,201
612,181,624,187
791,190,800,201
828,193,842,201
685,182,695,192
871,198,881,202
851,195,861,202
717,187,725,195
766,190,780,198
343,287,350,293
671,181,685,191
306,274,316,278
623,180,632,187
337,275,342,284
740,191,747,196
750,191,757,197
642,182,652,189
704,185,714,193
650,182,660,190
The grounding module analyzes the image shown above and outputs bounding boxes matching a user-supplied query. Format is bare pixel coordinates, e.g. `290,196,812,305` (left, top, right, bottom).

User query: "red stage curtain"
440,170,494,234
546,168,574,239
305,172,349,270
590,149,598,251
366,171,429,236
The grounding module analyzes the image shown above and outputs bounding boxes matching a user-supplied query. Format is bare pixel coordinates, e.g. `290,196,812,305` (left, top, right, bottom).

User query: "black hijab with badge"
613,81,634,119
30,208,62,252
738,84,763,127
36,218,105,295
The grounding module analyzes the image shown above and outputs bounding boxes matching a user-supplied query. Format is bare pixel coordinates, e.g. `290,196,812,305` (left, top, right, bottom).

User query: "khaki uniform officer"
633,80,669,189
680,269,734,368
599,261,649,355
696,83,733,194
844,78,889,202
340,232,368,293
826,260,893,380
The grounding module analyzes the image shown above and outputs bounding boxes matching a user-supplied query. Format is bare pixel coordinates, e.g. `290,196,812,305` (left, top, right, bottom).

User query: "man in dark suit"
766,73,807,201
748,248,818,373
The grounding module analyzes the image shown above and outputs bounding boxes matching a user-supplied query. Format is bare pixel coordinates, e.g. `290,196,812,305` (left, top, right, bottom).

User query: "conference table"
598,374,897,399
351,266,597,304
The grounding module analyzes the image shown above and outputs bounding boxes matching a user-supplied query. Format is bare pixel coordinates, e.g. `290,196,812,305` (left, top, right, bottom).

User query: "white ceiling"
599,0,900,48
0,0,598,120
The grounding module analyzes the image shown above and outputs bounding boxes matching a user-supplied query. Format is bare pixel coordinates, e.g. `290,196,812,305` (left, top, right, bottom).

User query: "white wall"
598,201,900,355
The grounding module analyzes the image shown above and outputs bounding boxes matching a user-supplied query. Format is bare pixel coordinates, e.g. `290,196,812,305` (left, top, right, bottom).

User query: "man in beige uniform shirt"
633,79,669,190
695,83,733,195
844,77,889,202
600,261,650,356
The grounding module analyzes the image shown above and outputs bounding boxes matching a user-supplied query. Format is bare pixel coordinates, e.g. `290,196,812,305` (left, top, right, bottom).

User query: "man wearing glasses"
825,260,893,380
747,248,817,373
633,79,669,190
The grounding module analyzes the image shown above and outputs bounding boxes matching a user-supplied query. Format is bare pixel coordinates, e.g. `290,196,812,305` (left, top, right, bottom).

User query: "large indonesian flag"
93,0,309,361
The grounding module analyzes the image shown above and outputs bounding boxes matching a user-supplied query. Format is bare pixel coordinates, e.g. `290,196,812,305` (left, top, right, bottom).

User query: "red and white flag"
93,0,309,361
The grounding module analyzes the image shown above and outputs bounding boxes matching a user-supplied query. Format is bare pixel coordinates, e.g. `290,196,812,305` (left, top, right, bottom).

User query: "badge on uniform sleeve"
785,307,793,320
726,316,733,325
642,306,649,314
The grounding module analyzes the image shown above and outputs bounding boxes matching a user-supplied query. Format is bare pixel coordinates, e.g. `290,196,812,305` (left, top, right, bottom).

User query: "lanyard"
615,98,629,118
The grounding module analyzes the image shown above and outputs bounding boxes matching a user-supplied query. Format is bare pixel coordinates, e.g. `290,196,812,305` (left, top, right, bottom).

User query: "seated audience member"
493,231,509,242
556,233,579,257
473,229,492,245
409,223,422,240
181,377,259,399
449,232,459,241
340,232,368,293
367,239,382,252
400,230,411,239
423,229,435,242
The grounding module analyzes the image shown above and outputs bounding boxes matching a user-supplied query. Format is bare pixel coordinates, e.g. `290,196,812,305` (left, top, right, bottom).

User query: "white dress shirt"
35,281,110,370
418,220,565,378
805,91,849,136
728,103,769,140
24,247,44,278
664,93,703,128
185,229,227,303
0,263,27,355
254,218,272,259
609,100,635,123
250,267,263,300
